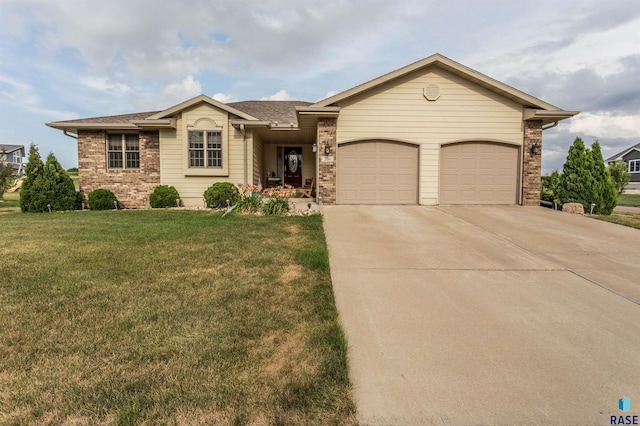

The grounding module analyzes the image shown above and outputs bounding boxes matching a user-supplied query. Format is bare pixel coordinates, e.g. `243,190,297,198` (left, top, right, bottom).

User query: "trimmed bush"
88,189,120,210
150,185,181,208
203,182,238,208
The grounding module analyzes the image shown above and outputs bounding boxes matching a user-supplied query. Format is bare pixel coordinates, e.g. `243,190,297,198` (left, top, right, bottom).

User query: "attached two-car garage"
336,140,520,205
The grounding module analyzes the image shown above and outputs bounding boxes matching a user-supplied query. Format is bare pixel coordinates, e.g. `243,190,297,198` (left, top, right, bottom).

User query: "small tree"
541,170,561,202
20,144,46,212
590,141,617,215
609,160,630,194
556,137,596,211
0,158,16,199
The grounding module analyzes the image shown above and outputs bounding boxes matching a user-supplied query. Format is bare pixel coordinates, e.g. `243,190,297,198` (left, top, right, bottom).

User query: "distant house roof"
0,144,25,155
605,142,640,162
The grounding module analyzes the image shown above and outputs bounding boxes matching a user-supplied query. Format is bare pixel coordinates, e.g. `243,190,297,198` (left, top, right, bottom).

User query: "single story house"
0,144,25,176
605,142,640,182
47,54,578,208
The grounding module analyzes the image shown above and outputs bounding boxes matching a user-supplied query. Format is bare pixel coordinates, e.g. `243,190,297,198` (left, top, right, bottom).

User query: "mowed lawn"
0,210,355,425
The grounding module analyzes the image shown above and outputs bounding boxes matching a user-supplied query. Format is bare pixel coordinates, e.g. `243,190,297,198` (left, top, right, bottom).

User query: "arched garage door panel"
338,141,418,204
440,142,519,204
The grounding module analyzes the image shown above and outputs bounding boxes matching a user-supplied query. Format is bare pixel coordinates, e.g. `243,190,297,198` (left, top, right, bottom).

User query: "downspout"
64,130,78,139
542,121,558,131
241,124,247,185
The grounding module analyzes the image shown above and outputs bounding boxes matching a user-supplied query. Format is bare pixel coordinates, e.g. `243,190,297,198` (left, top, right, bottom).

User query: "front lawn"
0,210,355,424
594,212,640,230
618,193,640,207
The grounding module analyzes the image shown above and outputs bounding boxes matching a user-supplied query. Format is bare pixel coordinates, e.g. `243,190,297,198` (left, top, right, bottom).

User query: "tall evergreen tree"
43,153,79,211
20,144,46,212
556,137,596,211
590,141,617,215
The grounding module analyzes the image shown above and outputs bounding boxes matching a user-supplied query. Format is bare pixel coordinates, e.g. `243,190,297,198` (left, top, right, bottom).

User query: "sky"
0,0,639,173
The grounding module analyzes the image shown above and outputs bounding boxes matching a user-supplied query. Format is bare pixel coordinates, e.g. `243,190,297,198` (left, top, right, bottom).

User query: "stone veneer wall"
317,118,337,205
78,130,160,208
522,120,542,206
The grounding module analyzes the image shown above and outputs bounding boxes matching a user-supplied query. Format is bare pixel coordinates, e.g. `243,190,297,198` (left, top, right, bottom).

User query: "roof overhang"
130,118,177,128
523,108,580,125
295,106,341,118
46,122,140,133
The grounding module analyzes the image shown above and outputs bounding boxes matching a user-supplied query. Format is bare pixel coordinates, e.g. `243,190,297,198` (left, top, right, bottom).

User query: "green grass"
0,191,20,214
0,210,356,424
618,193,640,207
594,212,640,230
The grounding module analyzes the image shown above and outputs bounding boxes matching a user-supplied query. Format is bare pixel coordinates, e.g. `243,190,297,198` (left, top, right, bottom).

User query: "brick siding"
77,130,160,208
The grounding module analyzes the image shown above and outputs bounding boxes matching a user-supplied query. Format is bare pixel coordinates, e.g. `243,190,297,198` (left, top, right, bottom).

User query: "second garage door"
440,142,519,204
337,141,418,204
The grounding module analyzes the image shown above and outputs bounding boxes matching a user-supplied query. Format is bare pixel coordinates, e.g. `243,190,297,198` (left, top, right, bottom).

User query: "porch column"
522,120,542,206
317,117,337,205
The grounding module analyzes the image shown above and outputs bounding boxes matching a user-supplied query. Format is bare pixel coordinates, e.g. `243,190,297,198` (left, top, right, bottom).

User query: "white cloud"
564,112,640,139
81,76,133,94
212,92,238,103
133,76,202,111
260,89,292,101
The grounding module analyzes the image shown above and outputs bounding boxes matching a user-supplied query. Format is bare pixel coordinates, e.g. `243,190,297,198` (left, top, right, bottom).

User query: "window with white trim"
629,159,640,173
188,130,222,168
107,134,139,169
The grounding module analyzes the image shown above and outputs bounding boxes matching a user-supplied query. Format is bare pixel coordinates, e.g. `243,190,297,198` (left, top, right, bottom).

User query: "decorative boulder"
562,202,585,215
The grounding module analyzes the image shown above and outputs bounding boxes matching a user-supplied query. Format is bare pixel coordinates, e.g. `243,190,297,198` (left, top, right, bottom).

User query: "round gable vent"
423,83,441,101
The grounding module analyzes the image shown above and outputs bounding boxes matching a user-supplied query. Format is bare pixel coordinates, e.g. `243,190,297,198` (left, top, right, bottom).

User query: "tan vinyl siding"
160,103,247,207
253,132,263,185
335,66,524,205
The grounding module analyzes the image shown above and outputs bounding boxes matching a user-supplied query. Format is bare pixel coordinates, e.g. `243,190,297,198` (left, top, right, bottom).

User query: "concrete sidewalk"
323,205,640,425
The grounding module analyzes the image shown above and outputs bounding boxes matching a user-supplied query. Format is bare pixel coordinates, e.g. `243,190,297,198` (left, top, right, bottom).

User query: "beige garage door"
440,142,519,204
337,141,418,204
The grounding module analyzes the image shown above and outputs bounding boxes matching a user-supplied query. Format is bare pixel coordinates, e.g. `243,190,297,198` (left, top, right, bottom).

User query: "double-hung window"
108,134,140,169
629,159,640,173
188,131,222,168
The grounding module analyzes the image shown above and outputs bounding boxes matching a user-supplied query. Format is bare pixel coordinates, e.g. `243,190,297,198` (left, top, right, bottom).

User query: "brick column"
317,118,337,205
522,120,542,206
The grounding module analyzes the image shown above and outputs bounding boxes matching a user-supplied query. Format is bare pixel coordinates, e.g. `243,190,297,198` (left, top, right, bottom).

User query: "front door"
284,147,302,187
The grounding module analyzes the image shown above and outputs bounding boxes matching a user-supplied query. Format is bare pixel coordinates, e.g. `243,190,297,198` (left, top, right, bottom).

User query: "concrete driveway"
323,205,640,425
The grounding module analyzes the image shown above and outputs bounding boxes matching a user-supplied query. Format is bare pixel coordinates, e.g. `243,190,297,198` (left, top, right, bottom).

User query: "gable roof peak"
312,53,564,112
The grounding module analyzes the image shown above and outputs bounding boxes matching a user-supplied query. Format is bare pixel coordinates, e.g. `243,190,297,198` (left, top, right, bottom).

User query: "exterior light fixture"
312,143,317,153
531,143,540,155
324,143,331,155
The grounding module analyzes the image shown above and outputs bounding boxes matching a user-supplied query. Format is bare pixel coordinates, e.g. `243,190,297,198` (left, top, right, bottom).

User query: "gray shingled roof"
49,100,312,126
605,142,640,162
0,144,25,153
228,101,312,125
53,111,161,124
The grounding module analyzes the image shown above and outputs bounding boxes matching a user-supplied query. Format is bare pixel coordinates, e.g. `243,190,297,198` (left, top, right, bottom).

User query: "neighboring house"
0,144,25,176
605,142,640,182
46,54,578,208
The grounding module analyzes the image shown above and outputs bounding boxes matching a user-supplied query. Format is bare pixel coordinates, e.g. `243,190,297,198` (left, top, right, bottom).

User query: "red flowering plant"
261,184,294,215
236,183,262,213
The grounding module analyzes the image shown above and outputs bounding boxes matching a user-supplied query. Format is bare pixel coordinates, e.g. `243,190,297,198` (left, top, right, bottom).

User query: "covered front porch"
250,115,319,199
